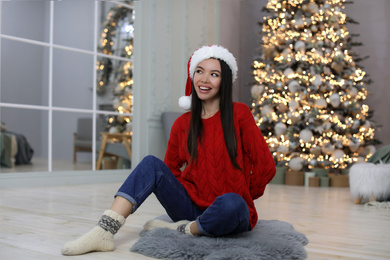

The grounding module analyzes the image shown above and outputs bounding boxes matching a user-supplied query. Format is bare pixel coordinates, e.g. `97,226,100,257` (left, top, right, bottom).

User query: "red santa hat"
178,45,238,110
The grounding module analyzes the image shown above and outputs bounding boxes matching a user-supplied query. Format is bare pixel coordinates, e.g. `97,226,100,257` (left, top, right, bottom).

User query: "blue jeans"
115,155,251,236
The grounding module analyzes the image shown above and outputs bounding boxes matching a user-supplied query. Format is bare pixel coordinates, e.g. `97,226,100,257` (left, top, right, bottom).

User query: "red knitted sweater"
164,102,276,229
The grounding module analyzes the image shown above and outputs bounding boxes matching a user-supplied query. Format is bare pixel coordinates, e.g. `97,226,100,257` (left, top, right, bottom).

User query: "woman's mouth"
199,86,212,93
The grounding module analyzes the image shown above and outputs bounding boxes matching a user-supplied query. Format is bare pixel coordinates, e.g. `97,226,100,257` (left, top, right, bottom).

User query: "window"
0,1,134,173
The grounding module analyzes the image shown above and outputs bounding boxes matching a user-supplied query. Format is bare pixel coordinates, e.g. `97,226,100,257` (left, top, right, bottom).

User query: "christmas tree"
251,0,380,172
97,1,134,134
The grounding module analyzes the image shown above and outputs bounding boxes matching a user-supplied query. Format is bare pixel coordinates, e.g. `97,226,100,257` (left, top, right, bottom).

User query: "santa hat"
178,45,238,110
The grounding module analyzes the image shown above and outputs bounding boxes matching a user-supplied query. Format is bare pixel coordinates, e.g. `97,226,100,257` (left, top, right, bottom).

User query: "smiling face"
193,58,222,104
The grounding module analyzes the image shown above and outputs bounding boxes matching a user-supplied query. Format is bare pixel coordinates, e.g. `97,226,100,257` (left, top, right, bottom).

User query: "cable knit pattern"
164,102,276,229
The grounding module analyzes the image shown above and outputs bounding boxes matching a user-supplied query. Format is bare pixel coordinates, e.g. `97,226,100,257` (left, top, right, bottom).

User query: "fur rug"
349,162,390,202
130,218,308,260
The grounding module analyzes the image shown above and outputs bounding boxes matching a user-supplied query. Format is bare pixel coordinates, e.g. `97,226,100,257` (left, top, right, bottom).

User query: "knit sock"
144,219,195,235
61,210,126,256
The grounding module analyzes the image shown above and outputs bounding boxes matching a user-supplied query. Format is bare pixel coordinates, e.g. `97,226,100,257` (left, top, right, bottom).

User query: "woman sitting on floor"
61,45,276,256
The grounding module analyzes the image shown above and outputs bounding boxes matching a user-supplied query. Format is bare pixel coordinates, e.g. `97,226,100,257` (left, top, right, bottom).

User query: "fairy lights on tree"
96,1,134,133
251,0,381,172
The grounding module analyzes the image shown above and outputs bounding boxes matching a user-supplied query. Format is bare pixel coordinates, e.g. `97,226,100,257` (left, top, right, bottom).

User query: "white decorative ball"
277,103,288,113
312,74,322,87
310,146,322,156
117,115,125,124
294,41,306,52
299,129,313,142
309,159,317,167
251,84,264,98
323,121,332,131
114,85,123,94
277,145,289,154
289,157,305,171
315,98,327,109
348,140,360,152
289,100,299,111
332,149,345,161
294,19,304,28
109,126,119,134
122,102,130,110
261,105,274,117
348,87,358,97
284,67,294,78
308,2,319,13
113,98,121,109
281,48,291,57
275,122,287,136
329,93,341,108
356,157,365,164
288,80,300,94
367,145,376,156
322,143,335,155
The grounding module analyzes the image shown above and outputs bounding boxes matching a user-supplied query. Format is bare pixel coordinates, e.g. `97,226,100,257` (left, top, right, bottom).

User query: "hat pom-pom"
178,95,192,110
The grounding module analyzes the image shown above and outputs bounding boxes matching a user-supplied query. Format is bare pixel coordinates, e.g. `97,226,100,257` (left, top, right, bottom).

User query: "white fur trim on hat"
189,45,238,82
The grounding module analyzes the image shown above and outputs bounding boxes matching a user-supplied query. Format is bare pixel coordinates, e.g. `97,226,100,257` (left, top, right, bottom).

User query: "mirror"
0,1,134,173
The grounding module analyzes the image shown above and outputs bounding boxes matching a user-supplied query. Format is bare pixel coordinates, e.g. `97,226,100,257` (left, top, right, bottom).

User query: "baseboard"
0,169,131,189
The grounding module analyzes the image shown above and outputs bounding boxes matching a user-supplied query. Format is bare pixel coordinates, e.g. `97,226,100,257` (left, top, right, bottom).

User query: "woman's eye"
212,73,219,77
196,69,203,74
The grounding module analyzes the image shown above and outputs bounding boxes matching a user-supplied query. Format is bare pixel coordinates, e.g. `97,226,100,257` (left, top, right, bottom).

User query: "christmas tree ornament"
314,98,327,109
288,80,300,94
310,146,322,157
283,67,294,78
332,149,345,161
289,100,299,111
322,143,335,155
261,105,274,117
294,41,306,52
299,129,313,142
308,2,319,13
275,122,287,136
329,93,341,108
251,84,264,98
348,139,360,152
312,75,322,87
277,103,288,113
109,126,120,134
277,145,289,154
113,98,121,109
289,157,305,171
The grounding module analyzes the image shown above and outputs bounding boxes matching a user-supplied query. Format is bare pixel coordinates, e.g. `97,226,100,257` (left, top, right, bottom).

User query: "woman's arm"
238,104,276,199
164,118,187,180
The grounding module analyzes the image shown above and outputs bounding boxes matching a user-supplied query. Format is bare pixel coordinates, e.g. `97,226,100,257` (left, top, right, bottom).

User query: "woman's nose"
201,74,210,83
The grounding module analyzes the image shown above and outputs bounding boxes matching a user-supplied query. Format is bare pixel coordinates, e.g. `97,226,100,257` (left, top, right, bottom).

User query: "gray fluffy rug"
130,218,308,260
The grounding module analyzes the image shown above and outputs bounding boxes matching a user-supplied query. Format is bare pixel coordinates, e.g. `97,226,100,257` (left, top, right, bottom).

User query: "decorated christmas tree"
96,1,134,134
251,0,380,173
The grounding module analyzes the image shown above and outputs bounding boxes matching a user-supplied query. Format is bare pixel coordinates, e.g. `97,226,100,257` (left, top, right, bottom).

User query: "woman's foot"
61,210,125,255
61,226,114,255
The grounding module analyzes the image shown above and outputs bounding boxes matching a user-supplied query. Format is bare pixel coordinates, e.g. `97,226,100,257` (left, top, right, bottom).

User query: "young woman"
62,45,276,255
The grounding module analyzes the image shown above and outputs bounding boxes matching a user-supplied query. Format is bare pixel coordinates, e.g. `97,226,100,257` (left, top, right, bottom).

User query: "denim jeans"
115,155,251,236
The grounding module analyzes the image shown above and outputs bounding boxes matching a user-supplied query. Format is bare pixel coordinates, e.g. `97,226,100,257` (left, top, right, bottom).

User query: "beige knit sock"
61,210,125,256
144,219,195,235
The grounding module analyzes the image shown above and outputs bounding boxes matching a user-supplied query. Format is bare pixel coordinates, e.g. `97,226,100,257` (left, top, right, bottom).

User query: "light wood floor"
0,183,389,260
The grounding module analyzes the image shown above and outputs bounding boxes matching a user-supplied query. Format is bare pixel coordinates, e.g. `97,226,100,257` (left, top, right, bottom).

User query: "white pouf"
349,163,390,204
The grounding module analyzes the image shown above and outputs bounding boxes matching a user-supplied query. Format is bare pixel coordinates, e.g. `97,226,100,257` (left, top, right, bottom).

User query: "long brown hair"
187,59,241,170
